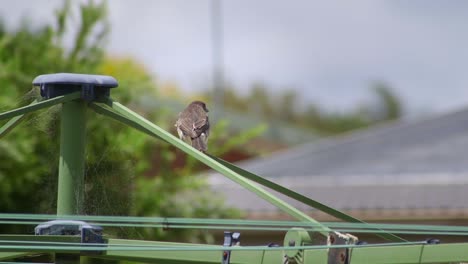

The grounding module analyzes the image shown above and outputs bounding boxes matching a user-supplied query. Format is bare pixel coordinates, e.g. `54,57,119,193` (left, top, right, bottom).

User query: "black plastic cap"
33,73,118,88
32,73,118,101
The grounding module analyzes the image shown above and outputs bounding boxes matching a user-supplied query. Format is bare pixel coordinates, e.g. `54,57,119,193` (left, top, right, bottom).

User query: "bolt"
289,240,296,247
340,252,346,263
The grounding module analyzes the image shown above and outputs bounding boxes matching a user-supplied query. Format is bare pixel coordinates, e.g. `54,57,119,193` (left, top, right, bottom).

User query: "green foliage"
209,120,267,155
0,1,258,243
0,0,109,219
372,81,403,121
133,173,242,243
209,81,404,136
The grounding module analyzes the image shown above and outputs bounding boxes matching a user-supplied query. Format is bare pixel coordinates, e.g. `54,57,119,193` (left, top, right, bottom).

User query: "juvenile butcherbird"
175,101,210,152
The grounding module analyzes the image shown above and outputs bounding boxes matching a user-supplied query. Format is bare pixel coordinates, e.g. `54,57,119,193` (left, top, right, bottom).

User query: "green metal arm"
207,155,406,243
0,92,81,121
0,100,37,139
1,235,468,263
90,100,331,237
0,115,26,139
89,102,162,140
91,100,400,242
99,239,245,264
0,252,32,261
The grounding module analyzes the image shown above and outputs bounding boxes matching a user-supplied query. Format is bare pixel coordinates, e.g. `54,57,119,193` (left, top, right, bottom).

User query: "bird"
175,101,210,152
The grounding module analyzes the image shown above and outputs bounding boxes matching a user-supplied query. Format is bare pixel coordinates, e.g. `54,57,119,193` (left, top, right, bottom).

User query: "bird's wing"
176,117,198,138
193,117,209,133
193,112,209,137
191,133,207,152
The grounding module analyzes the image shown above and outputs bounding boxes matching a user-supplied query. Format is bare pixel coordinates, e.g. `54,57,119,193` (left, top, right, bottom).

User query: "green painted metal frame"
1,92,85,263
91,100,331,236
1,235,468,263
0,93,80,140
90,101,404,242
55,95,87,264
0,92,86,216
57,100,87,215
1,81,468,263
0,100,37,139
100,239,234,264
206,155,406,243
0,115,27,139
0,93,81,121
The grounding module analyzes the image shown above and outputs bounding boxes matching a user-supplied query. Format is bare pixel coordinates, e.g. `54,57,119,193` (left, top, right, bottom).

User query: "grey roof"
209,107,468,214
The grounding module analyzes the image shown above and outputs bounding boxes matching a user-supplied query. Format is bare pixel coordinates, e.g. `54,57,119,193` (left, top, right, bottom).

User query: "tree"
248,83,274,117
204,81,404,137
372,81,403,121
0,0,109,218
0,1,263,244
276,90,298,122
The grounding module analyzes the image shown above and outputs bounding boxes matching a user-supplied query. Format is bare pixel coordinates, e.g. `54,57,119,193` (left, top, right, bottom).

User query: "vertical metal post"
57,99,86,215
56,99,86,264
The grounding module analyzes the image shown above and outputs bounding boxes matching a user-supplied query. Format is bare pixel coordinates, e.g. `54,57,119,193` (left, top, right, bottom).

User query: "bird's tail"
192,133,208,152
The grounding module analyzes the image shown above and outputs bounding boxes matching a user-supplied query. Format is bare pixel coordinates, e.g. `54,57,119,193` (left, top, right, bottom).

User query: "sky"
2,1,468,115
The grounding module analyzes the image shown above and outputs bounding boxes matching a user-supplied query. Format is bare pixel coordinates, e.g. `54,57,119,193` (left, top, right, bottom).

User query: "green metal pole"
56,99,86,264
57,99,86,215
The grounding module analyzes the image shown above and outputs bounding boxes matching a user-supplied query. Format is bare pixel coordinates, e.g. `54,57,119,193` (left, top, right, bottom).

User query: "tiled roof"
210,107,468,213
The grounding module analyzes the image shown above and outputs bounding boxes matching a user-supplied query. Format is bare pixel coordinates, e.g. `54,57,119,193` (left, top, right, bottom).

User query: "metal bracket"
327,232,358,264
283,228,312,264
221,231,240,264
35,220,104,255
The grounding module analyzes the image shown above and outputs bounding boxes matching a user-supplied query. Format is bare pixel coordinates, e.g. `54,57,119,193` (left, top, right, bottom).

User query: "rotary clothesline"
0,213,467,236
2,75,468,264
0,239,425,252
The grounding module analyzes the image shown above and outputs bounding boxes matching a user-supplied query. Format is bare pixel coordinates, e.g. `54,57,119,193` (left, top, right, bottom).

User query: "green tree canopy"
204,81,404,136
0,1,259,243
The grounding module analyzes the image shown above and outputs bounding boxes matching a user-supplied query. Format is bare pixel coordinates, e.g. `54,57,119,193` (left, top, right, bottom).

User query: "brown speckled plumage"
175,101,210,152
